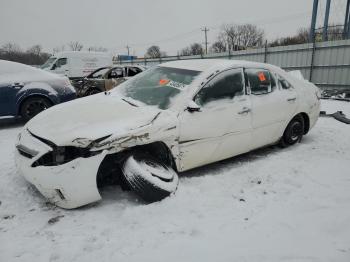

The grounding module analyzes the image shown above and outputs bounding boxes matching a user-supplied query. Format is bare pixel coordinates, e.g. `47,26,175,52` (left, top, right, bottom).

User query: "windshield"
41,57,56,69
115,66,201,109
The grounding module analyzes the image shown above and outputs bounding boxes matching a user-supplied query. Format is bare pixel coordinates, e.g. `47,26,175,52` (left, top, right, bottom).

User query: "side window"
278,75,292,90
127,67,142,77
55,58,67,68
109,68,124,79
194,68,244,106
246,68,276,95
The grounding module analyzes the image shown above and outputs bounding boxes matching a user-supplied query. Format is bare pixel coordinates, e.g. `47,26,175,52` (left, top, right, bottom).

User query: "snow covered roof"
0,59,63,84
159,59,277,72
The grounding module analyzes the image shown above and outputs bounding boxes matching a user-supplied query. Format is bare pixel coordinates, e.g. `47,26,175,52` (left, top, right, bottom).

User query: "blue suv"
0,60,76,121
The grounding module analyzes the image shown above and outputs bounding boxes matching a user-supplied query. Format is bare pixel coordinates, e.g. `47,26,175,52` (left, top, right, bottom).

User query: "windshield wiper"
122,98,138,107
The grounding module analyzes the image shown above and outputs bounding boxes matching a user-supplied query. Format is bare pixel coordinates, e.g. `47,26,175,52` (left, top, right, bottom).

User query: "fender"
16,82,60,115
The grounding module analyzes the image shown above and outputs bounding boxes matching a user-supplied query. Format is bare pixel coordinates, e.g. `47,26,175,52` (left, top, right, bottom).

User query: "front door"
178,68,252,171
0,82,20,117
52,58,68,76
105,67,125,91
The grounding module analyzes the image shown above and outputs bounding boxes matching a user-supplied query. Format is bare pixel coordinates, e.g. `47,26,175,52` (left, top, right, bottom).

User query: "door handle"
238,107,251,115
287,97,297,102
11,82,24,89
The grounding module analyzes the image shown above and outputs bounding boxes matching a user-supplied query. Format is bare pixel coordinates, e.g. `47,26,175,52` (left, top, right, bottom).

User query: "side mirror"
51,64,56,70
186,101,201,113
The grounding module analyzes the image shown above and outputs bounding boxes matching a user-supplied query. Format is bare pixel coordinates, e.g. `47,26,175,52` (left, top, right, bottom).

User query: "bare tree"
53,45,65,54
0,42,49,65
27,45,42,56
269,28,310,47
68,41,83,51
1,42,21,54
87,46,108,52
210,40,227,53
237,24,264,47
179,47,191,56
145,45,163,58
220,23,265,50
190,43,203,55
180,43,203,56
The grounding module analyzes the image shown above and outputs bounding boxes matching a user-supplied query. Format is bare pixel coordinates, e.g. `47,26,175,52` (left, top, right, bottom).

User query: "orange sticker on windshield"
258,72,266,82
159,79,170,86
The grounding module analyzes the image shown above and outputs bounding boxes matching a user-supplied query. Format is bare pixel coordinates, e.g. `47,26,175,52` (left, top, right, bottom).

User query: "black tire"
20,96,52,121
281,115,305,147
121,152,179,202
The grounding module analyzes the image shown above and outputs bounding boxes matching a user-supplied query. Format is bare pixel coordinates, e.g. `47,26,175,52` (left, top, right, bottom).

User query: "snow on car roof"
0,59,63,84
159,59,278,72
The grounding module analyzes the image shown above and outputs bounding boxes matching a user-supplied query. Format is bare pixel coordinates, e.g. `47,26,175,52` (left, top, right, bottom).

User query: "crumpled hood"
26,93,161,147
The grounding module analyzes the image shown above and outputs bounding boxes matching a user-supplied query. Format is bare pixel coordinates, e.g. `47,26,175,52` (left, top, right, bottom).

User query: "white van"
41,51,113,79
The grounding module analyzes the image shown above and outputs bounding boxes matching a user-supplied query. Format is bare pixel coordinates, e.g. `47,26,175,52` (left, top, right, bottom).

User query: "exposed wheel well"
18,95,53,115
96,141,177,188
299,112,310,134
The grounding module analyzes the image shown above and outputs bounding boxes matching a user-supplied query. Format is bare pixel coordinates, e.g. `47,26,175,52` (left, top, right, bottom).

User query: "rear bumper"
15,129,105,209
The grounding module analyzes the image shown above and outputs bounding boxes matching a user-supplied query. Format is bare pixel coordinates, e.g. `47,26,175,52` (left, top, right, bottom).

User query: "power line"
114,10,313,55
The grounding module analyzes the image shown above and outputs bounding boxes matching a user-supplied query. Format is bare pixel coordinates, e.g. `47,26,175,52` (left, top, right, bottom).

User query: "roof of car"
159,59,277,72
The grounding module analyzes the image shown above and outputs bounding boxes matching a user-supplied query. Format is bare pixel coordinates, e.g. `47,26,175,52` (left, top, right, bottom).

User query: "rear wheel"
20,97,52,121
121,152,179,202
281,115,305,147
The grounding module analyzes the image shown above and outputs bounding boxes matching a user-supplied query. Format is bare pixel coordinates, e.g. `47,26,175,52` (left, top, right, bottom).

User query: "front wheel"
121,153,179,202
281,115,305,147
20,97,52,121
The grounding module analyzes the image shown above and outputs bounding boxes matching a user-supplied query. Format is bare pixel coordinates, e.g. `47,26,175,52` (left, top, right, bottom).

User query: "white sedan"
15,59,321,209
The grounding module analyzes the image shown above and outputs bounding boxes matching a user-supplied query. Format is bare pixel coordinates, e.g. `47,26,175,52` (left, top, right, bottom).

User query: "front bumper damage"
15,129,106,209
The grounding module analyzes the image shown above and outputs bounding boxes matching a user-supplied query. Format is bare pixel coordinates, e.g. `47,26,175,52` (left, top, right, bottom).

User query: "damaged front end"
15,129,109,209
15,109,179,209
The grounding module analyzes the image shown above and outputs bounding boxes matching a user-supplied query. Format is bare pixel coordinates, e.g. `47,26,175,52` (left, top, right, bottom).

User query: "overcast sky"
0,0,326,56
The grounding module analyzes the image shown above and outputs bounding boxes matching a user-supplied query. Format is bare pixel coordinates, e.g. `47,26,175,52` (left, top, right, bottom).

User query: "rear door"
246,68,297,149
178,68,252,171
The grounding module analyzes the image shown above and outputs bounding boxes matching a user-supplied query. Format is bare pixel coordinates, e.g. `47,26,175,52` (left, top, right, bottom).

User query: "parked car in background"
0,60,76,121
15,59,320,209
40,51,113,80
73,65,146,97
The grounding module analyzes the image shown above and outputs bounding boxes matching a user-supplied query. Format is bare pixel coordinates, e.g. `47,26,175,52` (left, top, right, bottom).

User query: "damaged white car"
15,59,321,209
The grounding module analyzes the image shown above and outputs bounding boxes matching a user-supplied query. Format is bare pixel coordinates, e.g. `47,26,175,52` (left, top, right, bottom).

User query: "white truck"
41,51,113,79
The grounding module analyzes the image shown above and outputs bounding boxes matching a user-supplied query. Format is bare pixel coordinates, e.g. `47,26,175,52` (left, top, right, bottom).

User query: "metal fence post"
309,37,317,82
264,40,268,63
144,58,147,66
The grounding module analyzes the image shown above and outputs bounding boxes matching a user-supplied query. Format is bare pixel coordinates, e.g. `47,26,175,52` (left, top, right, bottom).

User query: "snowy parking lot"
0,100,349,262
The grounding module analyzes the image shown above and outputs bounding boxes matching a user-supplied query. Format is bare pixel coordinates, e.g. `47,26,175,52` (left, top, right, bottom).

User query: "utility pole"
126,45,130,56
202,27,209,55
322,0,331,41
344,0,350,39
310,0,319,42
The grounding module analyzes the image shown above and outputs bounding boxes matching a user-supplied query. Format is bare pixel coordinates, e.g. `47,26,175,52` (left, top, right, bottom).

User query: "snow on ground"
0,100,350,262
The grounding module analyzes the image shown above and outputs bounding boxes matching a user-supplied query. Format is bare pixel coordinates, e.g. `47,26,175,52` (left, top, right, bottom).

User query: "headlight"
32,146,102,167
